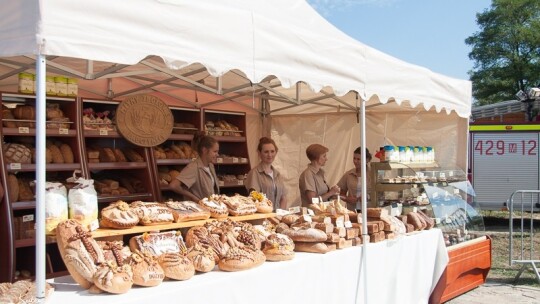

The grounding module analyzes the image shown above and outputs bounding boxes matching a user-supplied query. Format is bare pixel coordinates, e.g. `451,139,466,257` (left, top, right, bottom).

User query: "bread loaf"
127,250,165,287
263,233,295,261
60,144,74,163
218,246,266,271
293,242,332,254
186,244,216,272
417,211,435,229
99,148,116,162
7,174,19,202
2,108,17,128
113,148,127,162
13,105,36,128
3,143,32,164
158,252,195,280
48,144,64,163
124,148,144,162
281,227,327,243
87,148,100,159
407,212,424,231
93,262,133,294
17,178,34,201
100,201,139,229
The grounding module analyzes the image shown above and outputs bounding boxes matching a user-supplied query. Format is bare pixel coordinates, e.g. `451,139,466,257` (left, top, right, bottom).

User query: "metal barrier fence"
508,190,540,284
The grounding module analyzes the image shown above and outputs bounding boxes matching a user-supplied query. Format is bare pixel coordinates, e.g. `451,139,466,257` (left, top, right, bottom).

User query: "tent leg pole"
35,54,47,302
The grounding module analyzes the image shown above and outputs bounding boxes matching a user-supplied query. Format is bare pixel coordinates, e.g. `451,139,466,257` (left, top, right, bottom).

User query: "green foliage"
466,0,540,105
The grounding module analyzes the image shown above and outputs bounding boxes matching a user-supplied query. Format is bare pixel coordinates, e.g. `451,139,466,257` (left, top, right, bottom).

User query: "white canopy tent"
0,0,471,301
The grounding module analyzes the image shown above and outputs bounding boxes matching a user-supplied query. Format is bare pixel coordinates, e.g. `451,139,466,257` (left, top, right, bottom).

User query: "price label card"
289,206,301,214
216,158,223,163
23,214,34,222
336,219,345,228
99,128,108,136
58,128,69,134
449,171,454,177
344,221,353,228
307,209,315,216
218,181,225,187
445,216,452,224
453,189,460,194
18,127,30,134
439,172,446,178
237,180,243,185
232,157,239,163
10,163,22,170
416,172,424,178
241,158,248,163
413,207,418,213
276,209,289,216
90,219,100,231
311,197,320,204
303,214,312,222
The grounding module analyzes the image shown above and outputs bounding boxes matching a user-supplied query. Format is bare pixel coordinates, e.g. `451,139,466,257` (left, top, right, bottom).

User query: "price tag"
453,189,460,194
336,219,345,228
344,221,353,228
217,158,223,163
307,209,315,216
18,127,29,134
90,219,100,231
449,171,454,177
303,214,312,222
288,206,301,214
416,172,424,178
237,180,243,185
413,207,418,213
439,172,446,178
10,163,21,170
58,128,69,134
276,209,289,216
99,128,108,136
232,157,239,163
218,181,224,187
241,158,248,163
311,197,320,204
23,214,34,222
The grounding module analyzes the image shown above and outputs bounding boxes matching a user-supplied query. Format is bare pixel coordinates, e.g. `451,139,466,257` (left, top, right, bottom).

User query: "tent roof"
0,0,471,117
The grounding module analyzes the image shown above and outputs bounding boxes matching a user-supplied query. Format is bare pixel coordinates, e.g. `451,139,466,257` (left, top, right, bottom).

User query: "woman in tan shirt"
298,143,340,207
169,134,220,201
337,147,372,210
245,137,287,210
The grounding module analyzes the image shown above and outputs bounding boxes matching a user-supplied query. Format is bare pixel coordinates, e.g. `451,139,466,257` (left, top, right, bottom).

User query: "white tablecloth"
47,229,448,304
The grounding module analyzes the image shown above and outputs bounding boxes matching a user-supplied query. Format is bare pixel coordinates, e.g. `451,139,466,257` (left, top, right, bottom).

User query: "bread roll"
93,262,133,294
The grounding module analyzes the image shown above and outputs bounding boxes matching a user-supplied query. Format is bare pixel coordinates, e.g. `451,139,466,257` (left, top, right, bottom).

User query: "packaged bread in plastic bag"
45,182,68,235
67,172,98,231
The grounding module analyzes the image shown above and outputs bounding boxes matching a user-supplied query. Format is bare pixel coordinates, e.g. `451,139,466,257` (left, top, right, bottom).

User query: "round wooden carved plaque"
116,95,173,147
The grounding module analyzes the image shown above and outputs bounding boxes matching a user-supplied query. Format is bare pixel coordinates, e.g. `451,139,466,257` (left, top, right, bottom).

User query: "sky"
307,0,492,81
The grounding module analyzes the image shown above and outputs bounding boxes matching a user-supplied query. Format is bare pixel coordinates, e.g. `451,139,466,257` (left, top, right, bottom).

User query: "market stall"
0,0,475,302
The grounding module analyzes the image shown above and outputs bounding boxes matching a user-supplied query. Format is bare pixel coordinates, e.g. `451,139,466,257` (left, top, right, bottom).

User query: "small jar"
46,76,56,96
384,145,395,162
18,73,34,94
54,76,68,96
413,146,423,162
405,146,414,163
67,78,78,97
426,146,434,162
398,146,406,163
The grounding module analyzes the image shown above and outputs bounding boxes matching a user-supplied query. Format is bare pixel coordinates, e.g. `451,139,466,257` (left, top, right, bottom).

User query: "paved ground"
447,281,540,304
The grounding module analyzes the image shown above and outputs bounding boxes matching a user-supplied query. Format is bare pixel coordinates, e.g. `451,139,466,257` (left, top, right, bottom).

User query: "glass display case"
370,162,486,246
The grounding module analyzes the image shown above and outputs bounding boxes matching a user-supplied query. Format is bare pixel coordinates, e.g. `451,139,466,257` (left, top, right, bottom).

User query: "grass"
480,210,540,286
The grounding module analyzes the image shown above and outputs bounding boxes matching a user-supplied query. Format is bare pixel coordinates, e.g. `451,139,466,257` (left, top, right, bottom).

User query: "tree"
466,0,540,105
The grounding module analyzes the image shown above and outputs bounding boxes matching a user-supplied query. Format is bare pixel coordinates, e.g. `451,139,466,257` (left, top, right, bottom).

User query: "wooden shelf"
97,193,154,203
212,135,246,143
2,128,77,137
83,129,121,138
91,213,276,238
5,163,81,172
168,134,194,141
88,162,147,170
12,201,36,210
15,237,57,248
156,159,191,165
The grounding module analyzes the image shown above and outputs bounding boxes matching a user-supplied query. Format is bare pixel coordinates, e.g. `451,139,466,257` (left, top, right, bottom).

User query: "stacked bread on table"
0,280,54,303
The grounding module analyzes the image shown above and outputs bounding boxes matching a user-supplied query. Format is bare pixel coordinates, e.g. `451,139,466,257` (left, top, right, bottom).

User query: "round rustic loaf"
3,143,32,164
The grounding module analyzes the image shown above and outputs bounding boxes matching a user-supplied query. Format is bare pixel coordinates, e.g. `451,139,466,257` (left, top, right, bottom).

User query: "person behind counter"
337,147,372,210
298,143,340,207
169,133,220,202
245,137,287,210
